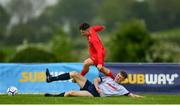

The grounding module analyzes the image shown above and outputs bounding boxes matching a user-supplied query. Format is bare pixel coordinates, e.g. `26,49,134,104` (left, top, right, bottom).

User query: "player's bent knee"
99,68,104,72
65,91,76,96
99,67,107,72
83,61,90,67
70,71,79,77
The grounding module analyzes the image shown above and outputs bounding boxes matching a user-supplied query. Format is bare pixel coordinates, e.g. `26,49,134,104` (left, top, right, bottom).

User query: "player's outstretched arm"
128,93,144,98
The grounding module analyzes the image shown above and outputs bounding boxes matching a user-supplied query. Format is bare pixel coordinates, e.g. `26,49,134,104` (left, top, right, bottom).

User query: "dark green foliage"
0,50,6,62
109,20,154,62
146,0,180,31
50,29,77,62
0,6,9,29
57,0,97,23
99,0,134,31
1,0,180,62
9,47,57,63
146,29,180,62
0,5,10,42
4,21,54,44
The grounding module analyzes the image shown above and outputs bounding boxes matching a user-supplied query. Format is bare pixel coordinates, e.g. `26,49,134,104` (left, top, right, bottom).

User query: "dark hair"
79,23,90,30
120,71,128,79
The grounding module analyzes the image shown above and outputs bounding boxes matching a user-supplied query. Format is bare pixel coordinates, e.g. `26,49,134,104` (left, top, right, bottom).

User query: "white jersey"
99,76,129,97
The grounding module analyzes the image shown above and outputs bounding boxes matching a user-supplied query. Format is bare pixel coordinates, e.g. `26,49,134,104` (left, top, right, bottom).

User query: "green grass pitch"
0,94,180,104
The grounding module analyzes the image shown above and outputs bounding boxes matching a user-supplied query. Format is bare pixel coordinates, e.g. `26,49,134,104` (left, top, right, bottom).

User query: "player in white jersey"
45,69,143,98
98,76,129,97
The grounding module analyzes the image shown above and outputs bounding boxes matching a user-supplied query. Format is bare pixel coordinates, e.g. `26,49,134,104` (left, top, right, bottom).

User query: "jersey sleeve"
91,25,105,32
101,76,112,82
117,85,129,96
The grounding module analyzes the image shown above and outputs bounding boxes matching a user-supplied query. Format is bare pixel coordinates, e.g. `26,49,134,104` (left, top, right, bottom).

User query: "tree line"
0,0,180,62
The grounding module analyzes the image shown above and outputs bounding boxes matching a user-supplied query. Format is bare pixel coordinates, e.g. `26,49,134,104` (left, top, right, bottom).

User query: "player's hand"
95,86,101,94
97,64,103,70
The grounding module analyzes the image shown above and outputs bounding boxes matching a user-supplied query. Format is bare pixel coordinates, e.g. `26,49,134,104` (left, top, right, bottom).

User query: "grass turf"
0,94,180,104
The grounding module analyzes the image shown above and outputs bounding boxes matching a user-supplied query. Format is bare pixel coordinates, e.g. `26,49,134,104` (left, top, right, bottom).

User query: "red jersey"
87,25,106,66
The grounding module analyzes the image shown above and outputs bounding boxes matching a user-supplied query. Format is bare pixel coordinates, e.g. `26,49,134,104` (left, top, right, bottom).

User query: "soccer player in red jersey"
79,23,114,79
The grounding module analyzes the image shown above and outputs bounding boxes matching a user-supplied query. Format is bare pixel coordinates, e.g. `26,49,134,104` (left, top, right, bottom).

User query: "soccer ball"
7,86,18,96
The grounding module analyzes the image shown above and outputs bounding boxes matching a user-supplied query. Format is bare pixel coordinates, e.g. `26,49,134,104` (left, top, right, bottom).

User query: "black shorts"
81,80,100,97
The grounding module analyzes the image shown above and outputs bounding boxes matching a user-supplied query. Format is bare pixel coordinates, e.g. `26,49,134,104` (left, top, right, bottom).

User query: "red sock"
106,71,114,79
81,69,88,76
